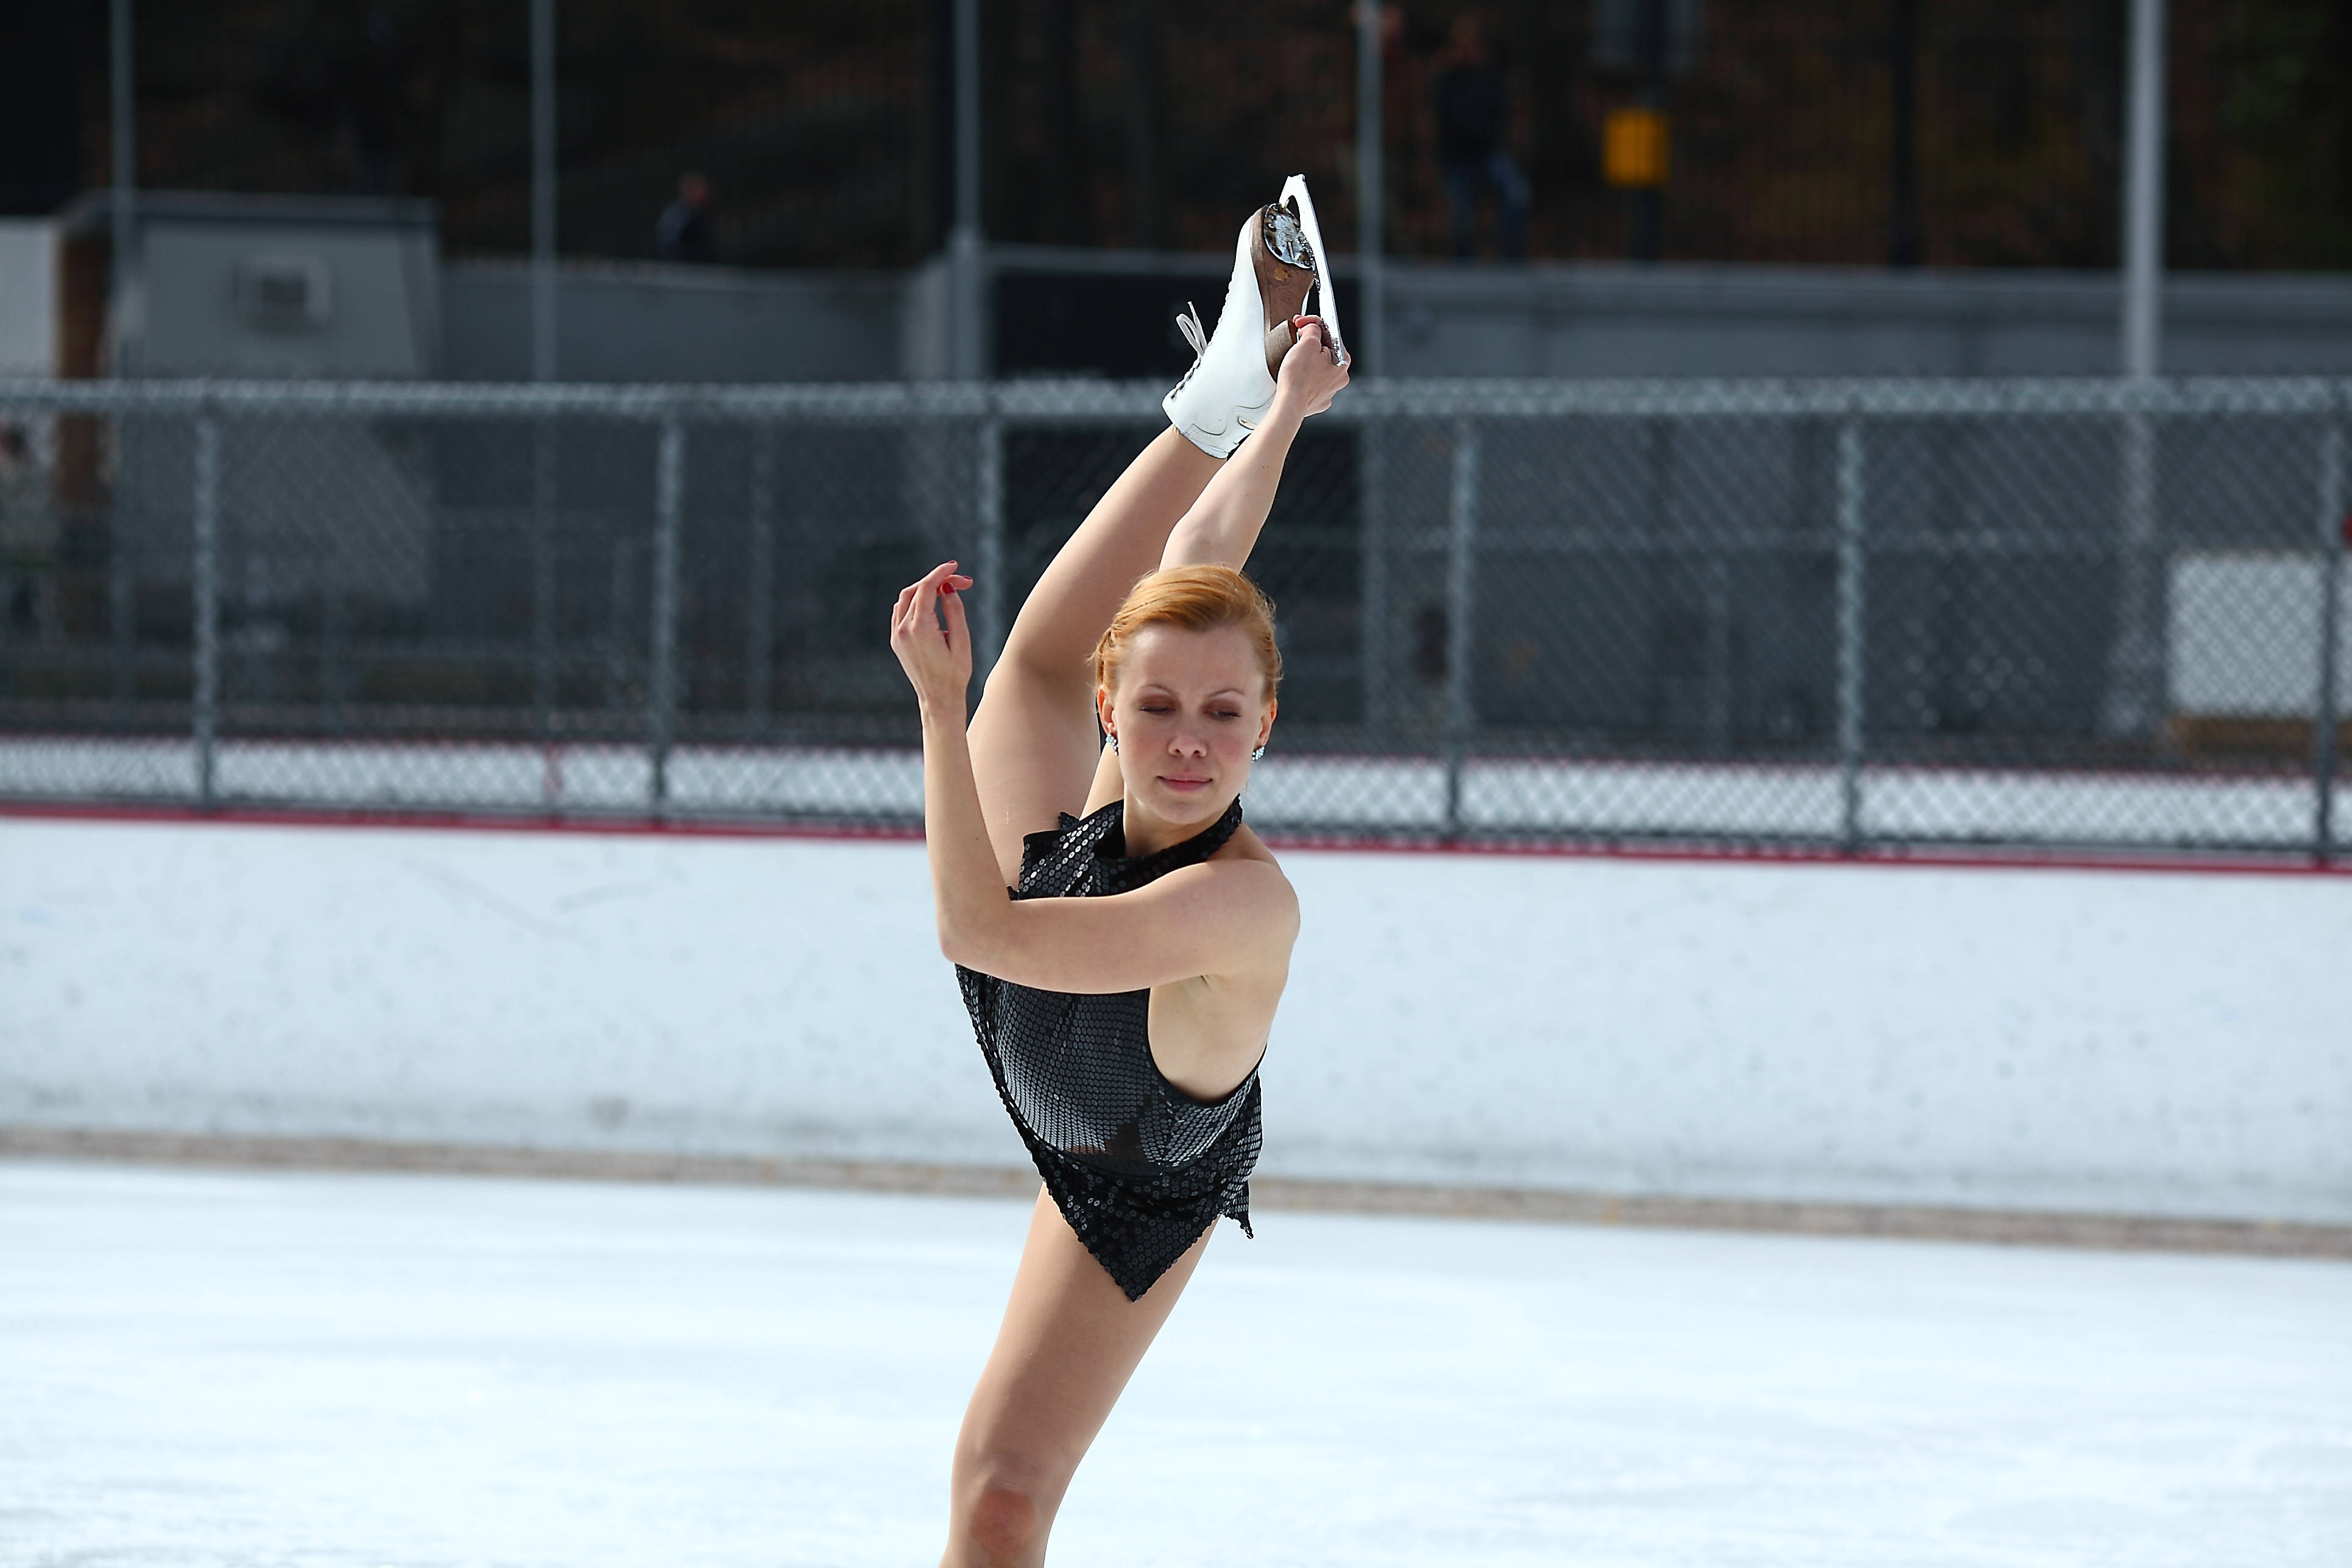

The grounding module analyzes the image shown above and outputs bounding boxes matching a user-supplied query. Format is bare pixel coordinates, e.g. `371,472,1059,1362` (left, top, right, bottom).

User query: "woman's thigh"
950,1188,1211,1522
965,428,1220,877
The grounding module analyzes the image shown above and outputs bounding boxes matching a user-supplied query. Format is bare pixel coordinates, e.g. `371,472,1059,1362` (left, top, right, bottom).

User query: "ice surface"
3,1160,2348,1567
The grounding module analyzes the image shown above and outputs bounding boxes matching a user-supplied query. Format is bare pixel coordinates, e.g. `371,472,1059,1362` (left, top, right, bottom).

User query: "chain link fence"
1,376,2345,861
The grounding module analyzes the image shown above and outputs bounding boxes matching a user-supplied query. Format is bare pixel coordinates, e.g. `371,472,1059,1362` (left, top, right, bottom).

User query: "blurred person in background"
654,172,717,264
1434,12,1528,260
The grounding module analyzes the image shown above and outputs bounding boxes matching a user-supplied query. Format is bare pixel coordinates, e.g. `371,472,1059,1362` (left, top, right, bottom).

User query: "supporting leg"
941,1187,1212,1568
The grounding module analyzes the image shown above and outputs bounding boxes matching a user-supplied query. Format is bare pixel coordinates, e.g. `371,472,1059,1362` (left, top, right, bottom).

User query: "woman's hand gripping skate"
890,560,976,719
1159,318,1348,572
1271,316,1350,419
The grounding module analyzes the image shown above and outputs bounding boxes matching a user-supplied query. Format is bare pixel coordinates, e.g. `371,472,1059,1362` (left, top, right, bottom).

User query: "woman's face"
1098,624,1276,827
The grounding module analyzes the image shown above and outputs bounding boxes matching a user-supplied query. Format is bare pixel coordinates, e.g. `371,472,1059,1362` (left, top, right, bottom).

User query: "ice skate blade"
1253,202,1319,378
1277,174,1347,367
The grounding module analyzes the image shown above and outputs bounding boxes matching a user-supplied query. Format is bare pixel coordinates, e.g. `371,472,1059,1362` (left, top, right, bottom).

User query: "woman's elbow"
936,913,994,971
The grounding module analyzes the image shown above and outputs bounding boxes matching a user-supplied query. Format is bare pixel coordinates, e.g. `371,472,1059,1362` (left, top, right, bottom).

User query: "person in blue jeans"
1435,13,1529,260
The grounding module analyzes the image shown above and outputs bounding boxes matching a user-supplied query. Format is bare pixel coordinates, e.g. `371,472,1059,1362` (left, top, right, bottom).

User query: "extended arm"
947,855,1296,994
889,562,1298,993
1160,319,1350,571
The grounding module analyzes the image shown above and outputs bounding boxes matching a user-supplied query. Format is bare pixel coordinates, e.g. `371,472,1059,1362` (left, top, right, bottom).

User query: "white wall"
0,220,58,375
3,816,2345,1223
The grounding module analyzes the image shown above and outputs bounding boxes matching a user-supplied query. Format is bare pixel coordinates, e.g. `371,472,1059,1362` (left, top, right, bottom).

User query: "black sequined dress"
956,794,1263,1301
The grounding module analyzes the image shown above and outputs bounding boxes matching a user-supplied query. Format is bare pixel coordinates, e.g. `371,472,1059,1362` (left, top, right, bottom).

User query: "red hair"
1093,564,1282,700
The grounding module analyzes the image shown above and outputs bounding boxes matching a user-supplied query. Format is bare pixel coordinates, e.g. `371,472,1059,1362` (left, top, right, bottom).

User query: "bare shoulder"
1211,820,1285,872
1206,825,1299,931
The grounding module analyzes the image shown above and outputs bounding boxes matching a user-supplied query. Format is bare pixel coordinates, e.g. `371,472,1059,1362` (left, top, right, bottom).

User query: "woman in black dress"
888,187,1349,1567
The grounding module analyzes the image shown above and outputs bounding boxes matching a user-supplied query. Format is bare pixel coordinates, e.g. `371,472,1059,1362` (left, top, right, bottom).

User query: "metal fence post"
973,409,1005,682
2316,414,2345,865
531,416,557,738
648,414,685,810
1836,418,1867,851
111,416,136,715
1443,417,1479,838
746,423,776,721
2102,401,2163,737
1358,415,1388,744
191,406,222,810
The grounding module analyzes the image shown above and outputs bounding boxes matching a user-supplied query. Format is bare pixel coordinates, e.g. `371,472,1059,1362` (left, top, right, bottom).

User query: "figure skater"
887,178,1351,1566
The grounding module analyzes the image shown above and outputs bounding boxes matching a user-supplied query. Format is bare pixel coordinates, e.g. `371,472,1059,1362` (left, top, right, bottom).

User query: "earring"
1251,743,1266,760
1107,732,1119,753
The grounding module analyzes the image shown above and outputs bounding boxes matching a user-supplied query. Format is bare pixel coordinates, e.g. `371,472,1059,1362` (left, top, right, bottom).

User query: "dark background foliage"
10,0,2350,270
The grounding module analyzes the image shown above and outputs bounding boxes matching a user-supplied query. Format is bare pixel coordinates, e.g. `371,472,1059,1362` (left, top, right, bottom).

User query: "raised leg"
967,426,1221,880
940,1188,1213,1568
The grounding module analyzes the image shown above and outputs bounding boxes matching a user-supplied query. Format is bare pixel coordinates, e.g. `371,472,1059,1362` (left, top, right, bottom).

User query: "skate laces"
1168,302,1209,392
1176,303,1208,362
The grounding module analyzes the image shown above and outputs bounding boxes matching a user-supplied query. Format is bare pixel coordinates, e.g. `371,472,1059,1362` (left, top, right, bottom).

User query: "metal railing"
1,375,2345,861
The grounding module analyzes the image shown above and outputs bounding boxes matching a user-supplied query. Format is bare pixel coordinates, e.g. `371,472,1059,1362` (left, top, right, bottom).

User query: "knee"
954,1446,1062,1563
967,1486,1039,1559
945,1438,1077,1561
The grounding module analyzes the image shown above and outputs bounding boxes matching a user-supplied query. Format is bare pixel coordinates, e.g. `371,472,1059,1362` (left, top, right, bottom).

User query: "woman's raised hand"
889,560,975,714
1273,316,1351,417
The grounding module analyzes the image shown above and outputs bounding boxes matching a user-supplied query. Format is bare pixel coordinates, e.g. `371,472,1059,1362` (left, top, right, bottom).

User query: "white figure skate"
1162,175,1348,459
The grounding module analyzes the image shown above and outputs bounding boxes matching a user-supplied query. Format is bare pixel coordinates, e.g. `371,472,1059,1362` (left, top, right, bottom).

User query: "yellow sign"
1603,107,1669,188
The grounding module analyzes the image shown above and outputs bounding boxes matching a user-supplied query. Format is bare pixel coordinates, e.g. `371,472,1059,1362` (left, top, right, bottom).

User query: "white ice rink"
4,1160,2347,1567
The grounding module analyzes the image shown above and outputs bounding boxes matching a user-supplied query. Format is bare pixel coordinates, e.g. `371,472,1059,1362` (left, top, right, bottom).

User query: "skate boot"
1163,176,1349,459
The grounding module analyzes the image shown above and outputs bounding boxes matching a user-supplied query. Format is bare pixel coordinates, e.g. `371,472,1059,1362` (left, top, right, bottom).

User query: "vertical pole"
2316,418,2345,865
746,425,776,722
1358,416,1388,744
1121,0,1157,247
2121,0,2167,381
110,451,135,713
191,410,221,809
1354,0,1386,376
108,0,136,376
1354,3,1390,749
973,411,1005,680
529,0,560,745
531,416,557,737
1835,419,1866,850
1443,417,1478,838
104,0,139,712
530,0,557,385
648,415,684,810
2104,400,2163,738
1632,0,1667,263
948,0,985,379
2103,0,2168,740
1888,0,1921,266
